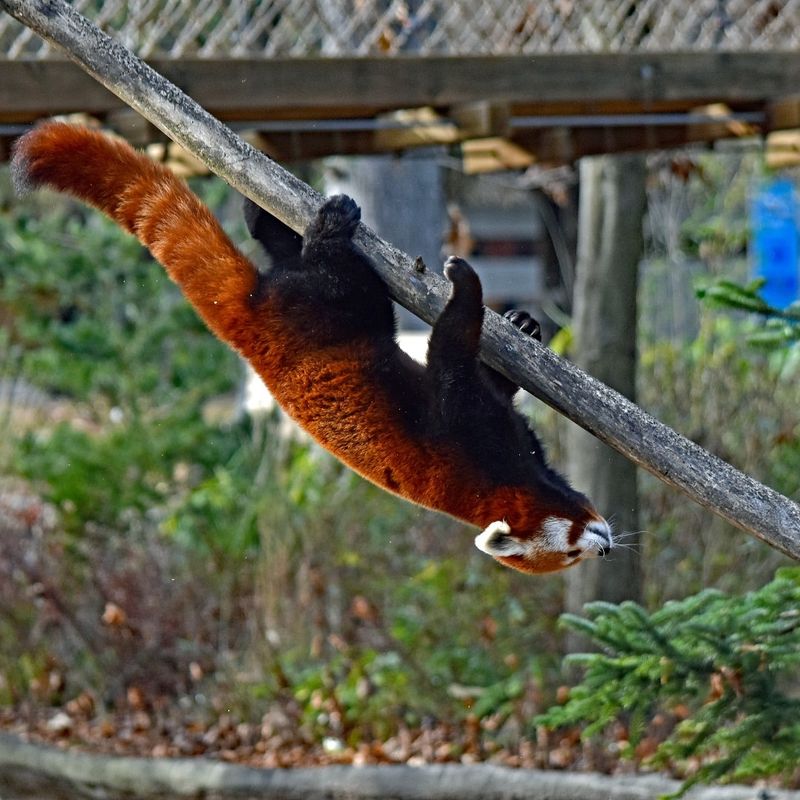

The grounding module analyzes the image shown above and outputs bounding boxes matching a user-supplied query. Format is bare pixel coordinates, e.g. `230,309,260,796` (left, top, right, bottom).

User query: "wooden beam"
3,53,800,123
766,129,800,169
509,119,754,165
450,102,511,139
767,94,800,132
462,138,534,173
0,53,782,165
373,108,459,150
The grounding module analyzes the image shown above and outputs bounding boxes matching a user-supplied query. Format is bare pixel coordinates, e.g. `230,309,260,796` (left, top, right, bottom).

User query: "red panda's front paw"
313,194,361,240
504,309,541,341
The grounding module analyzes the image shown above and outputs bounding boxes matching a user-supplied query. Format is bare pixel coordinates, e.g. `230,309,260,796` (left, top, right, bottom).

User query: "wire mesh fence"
3,0,800,59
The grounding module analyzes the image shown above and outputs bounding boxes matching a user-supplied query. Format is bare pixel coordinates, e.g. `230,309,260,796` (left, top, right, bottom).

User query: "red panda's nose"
579,519,613,558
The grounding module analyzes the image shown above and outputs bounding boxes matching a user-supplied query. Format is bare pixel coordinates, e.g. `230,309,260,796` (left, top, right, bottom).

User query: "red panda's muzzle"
474,514,614,575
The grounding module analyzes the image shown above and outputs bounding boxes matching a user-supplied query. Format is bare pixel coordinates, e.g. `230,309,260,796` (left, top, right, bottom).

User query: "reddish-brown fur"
12,124,481,512
12,122,610,574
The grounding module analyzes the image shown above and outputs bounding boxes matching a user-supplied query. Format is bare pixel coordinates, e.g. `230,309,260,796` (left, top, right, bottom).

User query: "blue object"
751,179,800,309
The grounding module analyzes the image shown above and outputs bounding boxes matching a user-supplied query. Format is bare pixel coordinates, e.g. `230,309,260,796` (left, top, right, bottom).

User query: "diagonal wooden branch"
2,0,799,561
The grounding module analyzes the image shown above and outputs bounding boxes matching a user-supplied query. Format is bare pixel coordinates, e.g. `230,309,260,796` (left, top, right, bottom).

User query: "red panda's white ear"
475,521,527,558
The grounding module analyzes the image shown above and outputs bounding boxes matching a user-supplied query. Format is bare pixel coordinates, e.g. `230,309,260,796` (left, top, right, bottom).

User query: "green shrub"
638,314,799,599
697,277,800,349
1,189,239,404
537,568,800,796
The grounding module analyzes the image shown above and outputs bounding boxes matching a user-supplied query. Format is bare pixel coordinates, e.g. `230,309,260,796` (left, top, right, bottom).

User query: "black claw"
504,310,541,341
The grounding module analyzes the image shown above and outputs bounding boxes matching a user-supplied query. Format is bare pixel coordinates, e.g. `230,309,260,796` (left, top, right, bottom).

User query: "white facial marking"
541,516,572,550
574,518,614,560
475,520,527,558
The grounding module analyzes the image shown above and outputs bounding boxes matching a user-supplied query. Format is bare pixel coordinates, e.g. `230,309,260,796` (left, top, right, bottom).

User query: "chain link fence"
2,0,800,59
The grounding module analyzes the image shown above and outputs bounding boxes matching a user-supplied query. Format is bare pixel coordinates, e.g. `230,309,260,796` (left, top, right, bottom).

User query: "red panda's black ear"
474,521,527,558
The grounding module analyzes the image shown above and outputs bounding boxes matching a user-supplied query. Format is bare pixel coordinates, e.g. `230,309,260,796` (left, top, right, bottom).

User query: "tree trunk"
565,154,646,630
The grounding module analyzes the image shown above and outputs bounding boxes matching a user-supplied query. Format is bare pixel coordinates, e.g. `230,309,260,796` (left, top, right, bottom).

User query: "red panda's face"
474,509,613,575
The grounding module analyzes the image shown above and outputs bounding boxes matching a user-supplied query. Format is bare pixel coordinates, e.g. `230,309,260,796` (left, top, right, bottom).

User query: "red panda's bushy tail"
11,122,263,354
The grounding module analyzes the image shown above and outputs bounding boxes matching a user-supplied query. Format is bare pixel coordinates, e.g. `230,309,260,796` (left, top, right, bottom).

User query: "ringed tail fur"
11,121,262,353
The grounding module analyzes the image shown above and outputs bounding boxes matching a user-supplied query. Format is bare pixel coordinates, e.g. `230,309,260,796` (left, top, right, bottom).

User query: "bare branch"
2,0,799,560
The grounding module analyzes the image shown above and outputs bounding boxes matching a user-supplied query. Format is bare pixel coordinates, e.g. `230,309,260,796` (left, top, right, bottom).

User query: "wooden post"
2,0,800,561
566,154,646,634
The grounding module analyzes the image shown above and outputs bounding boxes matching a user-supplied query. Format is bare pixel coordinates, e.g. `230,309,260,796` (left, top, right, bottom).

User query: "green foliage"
697,277,800,349
658,151,800,351
13,411,246,537
162,425,271,560
0,195,239,403
389,558,539,693
288,649,417,741
2,177,247,542
638,313,800,598
234,440,561,737
675,153,756,263
537,568,800,796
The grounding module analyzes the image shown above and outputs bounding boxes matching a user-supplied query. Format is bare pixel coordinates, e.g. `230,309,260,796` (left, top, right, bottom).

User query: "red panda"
11,122,613,575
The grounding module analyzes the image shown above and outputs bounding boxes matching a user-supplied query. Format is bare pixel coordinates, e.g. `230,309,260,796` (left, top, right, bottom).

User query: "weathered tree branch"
3,734,800,800
2,0,799,560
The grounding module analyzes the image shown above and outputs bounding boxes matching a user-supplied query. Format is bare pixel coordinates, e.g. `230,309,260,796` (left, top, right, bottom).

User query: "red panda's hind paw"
443,256,482,296
311,194,361,240
504,310,542,341
444,255,473,280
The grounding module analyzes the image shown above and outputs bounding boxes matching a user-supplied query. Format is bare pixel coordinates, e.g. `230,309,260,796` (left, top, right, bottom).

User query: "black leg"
424,256,487,425
267,195,396,345
243,197,303,266
426,258,537,471
481,310,541,399
427,256,484,371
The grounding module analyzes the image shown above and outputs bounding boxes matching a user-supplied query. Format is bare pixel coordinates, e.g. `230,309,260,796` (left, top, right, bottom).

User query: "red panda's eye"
567,549,581,559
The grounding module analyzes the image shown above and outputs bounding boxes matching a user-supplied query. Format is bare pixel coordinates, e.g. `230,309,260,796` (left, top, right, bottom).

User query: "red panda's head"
473,486,613,574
